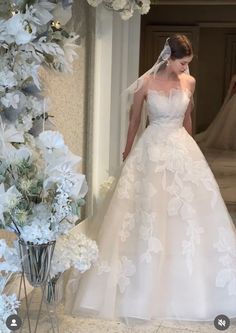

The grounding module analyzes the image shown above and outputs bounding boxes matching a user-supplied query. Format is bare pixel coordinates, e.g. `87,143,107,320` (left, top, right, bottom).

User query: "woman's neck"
157,67,180,81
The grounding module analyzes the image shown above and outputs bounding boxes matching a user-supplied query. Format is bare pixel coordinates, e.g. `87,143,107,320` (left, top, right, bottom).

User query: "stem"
9,214,21,236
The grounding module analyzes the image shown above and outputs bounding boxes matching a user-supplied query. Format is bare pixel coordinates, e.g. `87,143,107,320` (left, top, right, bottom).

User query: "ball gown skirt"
64,88,236,325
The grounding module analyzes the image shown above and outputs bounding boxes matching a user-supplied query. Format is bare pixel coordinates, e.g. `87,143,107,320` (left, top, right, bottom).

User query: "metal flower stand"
17,239,59,333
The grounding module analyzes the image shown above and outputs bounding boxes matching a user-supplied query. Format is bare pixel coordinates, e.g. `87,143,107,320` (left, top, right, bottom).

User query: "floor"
19,302,236,333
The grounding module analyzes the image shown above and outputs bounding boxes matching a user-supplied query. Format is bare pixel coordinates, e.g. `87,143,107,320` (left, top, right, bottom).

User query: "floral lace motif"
117,256,136,293
119,212,135,242
139,211,164,263
95,260,111,275
213,226,236,296
147,129,218,274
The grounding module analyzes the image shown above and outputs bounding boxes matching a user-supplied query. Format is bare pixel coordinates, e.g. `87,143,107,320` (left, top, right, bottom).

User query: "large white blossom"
1,92,20,109
0,240,21,273
38,130,67,153
3,12,37,45
0,185,22,217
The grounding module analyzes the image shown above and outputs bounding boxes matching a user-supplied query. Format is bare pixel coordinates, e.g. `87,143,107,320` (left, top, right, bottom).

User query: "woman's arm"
183,76,196,136
122,82,147,161
183,102,193,136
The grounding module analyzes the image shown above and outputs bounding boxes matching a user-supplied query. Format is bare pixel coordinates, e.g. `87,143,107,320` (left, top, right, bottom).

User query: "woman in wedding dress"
65,35,236,325
195,73,236,150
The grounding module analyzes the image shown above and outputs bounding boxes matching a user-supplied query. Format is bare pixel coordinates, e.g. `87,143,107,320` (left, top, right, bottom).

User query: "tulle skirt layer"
64,125,236,324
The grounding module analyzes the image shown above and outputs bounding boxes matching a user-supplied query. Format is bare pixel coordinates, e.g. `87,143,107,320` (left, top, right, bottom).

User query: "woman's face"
169,55,193,75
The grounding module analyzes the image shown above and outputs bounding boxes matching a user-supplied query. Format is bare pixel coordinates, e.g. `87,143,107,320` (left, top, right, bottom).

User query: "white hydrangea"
20,218,56,244
0,293,20,333
50,231,99,277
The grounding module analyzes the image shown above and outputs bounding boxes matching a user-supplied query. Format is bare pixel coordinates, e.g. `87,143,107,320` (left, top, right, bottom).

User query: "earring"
166,61,169,66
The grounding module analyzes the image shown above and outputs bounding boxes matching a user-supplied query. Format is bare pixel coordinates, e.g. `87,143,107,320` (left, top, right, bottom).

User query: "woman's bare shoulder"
181,73,196,91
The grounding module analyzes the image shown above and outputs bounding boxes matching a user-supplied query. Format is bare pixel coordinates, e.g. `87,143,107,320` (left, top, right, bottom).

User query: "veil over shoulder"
195,80,236,151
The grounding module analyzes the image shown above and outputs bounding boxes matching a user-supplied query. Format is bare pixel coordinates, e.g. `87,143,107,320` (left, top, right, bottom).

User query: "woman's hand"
122,149,130,162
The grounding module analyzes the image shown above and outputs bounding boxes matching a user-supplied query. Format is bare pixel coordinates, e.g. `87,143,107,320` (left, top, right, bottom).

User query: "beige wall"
42,53,85,170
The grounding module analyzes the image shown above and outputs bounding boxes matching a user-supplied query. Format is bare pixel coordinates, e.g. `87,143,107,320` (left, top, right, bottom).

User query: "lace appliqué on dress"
213,226,236,296
118,256,136,293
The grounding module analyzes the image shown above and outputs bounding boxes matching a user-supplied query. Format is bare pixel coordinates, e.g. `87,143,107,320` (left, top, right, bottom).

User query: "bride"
64,34,236,325
195,73,236,150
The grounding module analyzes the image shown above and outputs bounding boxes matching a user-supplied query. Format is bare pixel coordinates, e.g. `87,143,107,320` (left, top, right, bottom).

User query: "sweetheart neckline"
147,87,192,99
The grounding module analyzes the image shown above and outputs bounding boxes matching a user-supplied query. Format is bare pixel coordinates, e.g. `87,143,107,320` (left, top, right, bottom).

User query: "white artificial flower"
50,236,71,277
38,130,66,153
50,231,98,277
112,0,128,10
31,1,55,25
0,240,21,273
0,69,17,91
20,218,56,244
52,2,72,25
16,114,33,132
31,203,51,221
6,147,32,165
62,34,79,72
4,12,37,45
25,96,45,119
43,159,88,199
14,60,41,89
0,185,22,214
87,0,103,7
0,122,24,152
140,1,150,14
120,8,133,20
99,176,115,195
1,92,20,109
0,292,20,332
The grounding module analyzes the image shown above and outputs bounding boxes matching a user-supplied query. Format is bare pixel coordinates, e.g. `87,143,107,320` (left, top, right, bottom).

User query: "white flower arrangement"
0,0,88,245
0,274,20,333
0,232,98,277
87,0,151,20
0,0,79,136
50,231,99,277
0,129,88,244
99,176,115,196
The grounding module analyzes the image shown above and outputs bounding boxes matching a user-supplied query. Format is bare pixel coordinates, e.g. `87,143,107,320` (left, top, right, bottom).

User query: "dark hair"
168,34,193,59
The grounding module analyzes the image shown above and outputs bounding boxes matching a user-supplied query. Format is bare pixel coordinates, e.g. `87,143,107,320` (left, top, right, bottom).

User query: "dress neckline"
147,87,192,100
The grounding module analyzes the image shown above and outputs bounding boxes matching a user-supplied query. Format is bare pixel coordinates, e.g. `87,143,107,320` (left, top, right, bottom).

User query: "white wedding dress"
65,88,236,324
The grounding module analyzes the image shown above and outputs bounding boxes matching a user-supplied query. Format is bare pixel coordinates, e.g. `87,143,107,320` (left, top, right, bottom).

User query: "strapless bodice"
146,88,191,128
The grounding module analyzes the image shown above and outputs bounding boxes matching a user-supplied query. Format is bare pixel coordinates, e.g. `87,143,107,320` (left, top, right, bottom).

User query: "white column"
92,5,113,200
92,7,141,207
